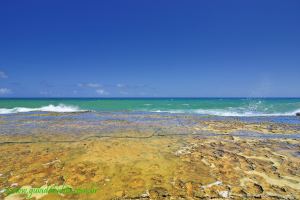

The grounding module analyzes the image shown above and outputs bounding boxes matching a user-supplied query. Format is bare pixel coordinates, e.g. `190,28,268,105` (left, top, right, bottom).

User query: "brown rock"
185,182,193,196
129,178,145,189
244,182,264,196
149,187,169,199
115,190,125,197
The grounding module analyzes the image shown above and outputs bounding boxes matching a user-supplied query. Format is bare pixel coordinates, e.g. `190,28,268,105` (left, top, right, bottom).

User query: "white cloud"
0,88,11,95
87,83,101,88
116,83,124,88
0,71,7,79
96,89,108,95
78,82,109,95
78,83,102,88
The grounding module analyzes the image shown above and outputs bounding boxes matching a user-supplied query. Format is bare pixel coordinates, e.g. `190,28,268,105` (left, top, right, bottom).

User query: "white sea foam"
150,108,300,117
0,104,87,114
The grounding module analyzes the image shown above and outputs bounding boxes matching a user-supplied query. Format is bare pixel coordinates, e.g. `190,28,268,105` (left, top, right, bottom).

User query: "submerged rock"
296,112,300,116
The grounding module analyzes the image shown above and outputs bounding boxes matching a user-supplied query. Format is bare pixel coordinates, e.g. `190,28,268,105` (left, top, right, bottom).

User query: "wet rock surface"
0,112,299,199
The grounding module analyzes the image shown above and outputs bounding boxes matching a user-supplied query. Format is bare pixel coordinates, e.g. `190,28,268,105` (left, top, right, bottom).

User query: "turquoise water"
0,98,300,116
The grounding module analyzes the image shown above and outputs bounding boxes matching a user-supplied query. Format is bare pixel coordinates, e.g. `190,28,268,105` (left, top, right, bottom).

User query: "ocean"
0,98,300,117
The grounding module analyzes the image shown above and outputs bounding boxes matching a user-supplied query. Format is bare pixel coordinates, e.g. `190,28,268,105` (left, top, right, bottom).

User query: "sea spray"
0,104,87,114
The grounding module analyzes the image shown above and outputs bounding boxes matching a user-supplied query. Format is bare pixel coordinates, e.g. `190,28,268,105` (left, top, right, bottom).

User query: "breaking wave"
150,108,300,117
0,104,88,114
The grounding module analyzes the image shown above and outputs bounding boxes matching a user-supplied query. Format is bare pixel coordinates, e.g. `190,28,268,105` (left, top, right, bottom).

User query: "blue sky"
0,0,299,97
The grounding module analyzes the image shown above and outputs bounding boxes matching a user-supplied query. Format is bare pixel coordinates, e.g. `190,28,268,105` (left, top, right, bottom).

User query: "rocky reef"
0,112,299,199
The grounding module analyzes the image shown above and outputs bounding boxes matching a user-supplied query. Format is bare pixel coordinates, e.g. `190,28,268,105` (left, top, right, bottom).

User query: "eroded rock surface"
0,113,299,199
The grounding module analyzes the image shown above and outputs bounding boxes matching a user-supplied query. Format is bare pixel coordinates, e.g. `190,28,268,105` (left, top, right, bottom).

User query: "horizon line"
1,97,300,99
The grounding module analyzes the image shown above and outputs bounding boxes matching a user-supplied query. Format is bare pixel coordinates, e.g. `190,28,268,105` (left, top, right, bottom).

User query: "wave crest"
150,108,300,117
0,104,87,114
